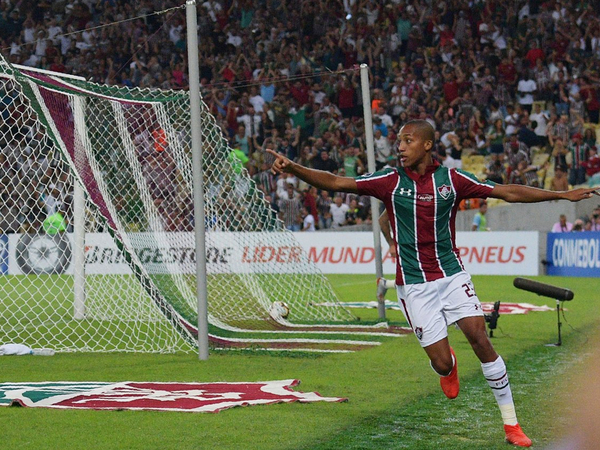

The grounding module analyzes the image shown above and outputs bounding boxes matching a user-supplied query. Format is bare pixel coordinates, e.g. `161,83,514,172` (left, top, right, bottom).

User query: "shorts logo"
414,327,423,341
437,184,452,199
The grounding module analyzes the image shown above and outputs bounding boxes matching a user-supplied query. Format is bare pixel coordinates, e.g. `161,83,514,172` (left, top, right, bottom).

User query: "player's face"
397,124,432,169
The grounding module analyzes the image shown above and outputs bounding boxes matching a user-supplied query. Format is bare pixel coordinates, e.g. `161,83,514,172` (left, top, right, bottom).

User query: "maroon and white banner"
0,380,346,413
5,231,538,276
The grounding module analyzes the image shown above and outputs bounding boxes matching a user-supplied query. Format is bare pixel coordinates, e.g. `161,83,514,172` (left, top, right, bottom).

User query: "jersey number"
462,283,475,298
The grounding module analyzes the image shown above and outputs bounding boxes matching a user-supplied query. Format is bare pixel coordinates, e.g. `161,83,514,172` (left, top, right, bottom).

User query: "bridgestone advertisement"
3,231,539,276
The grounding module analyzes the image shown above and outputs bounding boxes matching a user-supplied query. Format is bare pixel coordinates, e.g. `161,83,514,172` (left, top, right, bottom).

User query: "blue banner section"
546,232,600,277
0,235,7,274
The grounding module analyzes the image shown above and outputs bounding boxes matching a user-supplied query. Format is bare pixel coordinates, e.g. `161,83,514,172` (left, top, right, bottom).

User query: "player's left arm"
490,184,599,203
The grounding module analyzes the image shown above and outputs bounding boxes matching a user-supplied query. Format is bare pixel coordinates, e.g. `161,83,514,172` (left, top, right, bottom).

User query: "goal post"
0,54,363,353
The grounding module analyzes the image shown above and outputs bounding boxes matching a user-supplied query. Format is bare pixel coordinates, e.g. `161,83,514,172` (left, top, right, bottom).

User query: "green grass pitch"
1,274,599,449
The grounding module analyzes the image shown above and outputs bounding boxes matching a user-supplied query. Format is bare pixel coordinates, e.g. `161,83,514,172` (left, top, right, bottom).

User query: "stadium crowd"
1,0,600,233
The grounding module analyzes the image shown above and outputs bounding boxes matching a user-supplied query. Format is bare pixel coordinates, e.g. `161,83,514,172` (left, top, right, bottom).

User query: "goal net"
0,56,357,353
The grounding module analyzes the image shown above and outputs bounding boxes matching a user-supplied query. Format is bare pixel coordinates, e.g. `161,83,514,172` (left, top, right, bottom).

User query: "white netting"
0,56,356,353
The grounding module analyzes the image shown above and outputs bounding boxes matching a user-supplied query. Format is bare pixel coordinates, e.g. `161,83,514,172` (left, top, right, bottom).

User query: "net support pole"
186,0,209,360
360,64,385,320
72,96,87,320
72,180,86,319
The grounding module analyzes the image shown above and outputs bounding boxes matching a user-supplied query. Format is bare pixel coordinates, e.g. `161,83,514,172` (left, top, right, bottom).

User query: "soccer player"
268,120,599,447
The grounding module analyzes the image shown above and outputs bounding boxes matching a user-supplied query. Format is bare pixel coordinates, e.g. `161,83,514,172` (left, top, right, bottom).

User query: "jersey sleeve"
355,168,398,201
451,169,495,200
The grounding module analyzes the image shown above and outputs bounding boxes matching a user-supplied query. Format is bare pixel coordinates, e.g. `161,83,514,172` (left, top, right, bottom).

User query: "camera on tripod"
484,301,501,337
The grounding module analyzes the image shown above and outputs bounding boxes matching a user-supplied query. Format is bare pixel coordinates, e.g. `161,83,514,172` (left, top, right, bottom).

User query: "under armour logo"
398,188,413,196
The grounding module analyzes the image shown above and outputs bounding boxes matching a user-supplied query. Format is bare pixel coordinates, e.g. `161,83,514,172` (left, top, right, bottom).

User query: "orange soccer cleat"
439,347,459,399
504,423,532,447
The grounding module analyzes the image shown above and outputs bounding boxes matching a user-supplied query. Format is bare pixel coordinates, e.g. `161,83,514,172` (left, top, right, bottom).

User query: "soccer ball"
269,301,290,321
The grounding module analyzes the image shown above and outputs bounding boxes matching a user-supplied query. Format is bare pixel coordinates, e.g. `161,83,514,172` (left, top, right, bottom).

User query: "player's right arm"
267,149,358,194
379,210,397,258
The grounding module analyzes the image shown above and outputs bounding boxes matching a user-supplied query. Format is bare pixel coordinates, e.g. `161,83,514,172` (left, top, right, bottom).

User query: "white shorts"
395,271,484,347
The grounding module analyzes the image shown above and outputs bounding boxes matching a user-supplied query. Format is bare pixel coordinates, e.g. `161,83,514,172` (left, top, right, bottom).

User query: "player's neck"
407,155,435,176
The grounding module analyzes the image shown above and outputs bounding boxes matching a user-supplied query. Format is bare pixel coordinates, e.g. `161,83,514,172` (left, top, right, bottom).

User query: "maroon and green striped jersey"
356,161,495,285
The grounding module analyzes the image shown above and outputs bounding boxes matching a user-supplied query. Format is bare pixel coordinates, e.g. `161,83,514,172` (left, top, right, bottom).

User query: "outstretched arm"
267,149,358,193
491,184,599,203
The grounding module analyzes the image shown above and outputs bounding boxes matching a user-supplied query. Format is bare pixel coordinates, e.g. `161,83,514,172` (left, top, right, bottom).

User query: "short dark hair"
402,120,435,142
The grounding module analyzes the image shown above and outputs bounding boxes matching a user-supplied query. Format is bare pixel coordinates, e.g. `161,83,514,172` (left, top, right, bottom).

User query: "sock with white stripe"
481,355,518,426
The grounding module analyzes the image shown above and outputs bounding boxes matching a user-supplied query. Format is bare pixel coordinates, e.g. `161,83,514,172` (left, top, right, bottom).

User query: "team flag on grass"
0,380,346,413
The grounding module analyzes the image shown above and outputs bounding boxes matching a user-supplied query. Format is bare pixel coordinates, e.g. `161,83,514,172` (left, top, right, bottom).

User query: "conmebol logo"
552,238,600,268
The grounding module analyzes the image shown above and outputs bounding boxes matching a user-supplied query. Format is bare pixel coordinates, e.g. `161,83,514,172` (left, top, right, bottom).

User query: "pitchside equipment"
0,56,357,353
513,277,574,346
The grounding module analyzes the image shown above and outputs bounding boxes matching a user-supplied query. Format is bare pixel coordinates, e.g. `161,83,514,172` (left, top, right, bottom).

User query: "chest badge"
437,184,452,200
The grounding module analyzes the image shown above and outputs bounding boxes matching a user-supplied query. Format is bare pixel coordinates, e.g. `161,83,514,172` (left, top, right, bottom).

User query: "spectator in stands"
517,115,541,150
579,76,600,124
516,70,536,114
439,130,462,169
567,133,590,186
278,184,302,231
373,128,391,170
589,207,600,232
582,146,600,180
572,219,585,232
486,118,506,161
341,146,365,178
233,124,250,157
550,165,570,192
548,113,571,147
529,103,550,150
471,202,489,231
300,206,315,232
583,127,597,150
311,150,338,173
551,137,569,169
485,156,506,185
508,160,541,188
345,197,366,226
42,183,63,216
503,104,520,137
0,191,21,234
316,189,333,230
504,133,531,172
551,214,573,233
329,195,349,228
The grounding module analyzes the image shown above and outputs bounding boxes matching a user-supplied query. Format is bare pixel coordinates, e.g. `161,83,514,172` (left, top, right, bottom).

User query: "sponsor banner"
546,232,600,277
5,231,538,276
293,231,539,276
0,235,7,274
0,380,346,413
6,232,307,275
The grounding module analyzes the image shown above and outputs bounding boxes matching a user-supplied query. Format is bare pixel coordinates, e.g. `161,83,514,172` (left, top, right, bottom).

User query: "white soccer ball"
269,301,290,320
